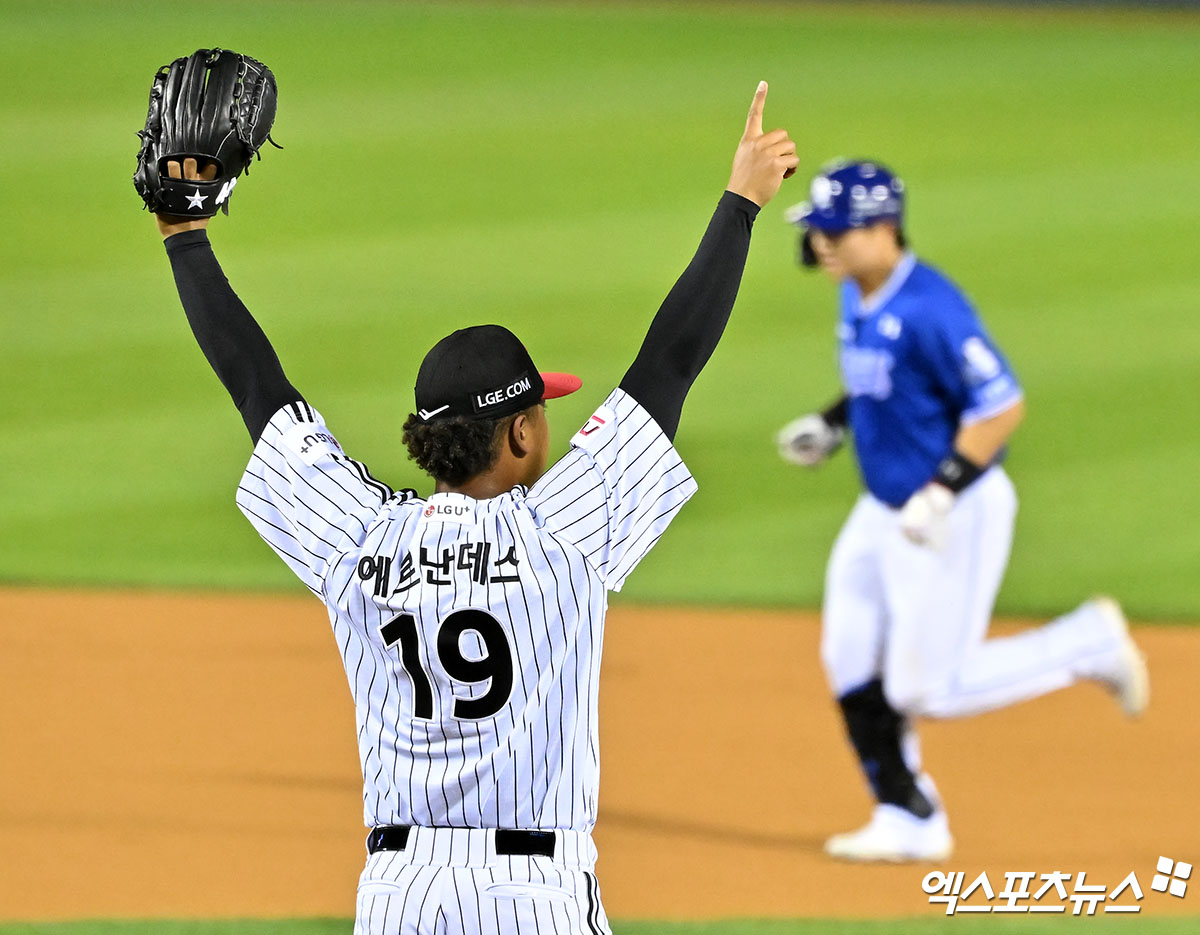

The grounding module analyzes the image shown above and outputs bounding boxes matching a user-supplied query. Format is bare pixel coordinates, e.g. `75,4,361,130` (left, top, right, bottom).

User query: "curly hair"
401,412,510,486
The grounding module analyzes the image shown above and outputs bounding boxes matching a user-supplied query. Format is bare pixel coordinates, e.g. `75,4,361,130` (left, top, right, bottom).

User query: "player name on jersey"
356,541,521,599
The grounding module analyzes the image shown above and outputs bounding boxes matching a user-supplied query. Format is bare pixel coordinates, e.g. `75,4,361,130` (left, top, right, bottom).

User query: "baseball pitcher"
141,56,797,932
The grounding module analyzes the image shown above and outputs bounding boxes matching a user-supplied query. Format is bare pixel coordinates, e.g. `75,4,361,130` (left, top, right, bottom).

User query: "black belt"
367,826,556,858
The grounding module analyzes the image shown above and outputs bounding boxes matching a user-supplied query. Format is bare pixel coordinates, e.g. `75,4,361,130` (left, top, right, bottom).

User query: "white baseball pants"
354,828,611,935
821,467,1121,717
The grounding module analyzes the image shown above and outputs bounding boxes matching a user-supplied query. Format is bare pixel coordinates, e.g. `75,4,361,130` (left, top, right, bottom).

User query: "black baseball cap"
413,324,582,423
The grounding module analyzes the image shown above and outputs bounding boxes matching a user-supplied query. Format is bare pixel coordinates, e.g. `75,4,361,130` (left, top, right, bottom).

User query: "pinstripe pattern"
237,389,688,932
355,829,610,935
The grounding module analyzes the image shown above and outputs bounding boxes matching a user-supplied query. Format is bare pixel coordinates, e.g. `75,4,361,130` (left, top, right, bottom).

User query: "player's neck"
852,249,904,301
435,475,512,500
435,456,541,500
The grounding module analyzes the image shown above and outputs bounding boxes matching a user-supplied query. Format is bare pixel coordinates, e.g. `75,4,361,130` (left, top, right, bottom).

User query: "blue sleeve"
916,289,1023,425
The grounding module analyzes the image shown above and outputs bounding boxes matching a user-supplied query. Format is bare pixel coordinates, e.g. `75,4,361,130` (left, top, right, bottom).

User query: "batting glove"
776,414,844,467
898,482,955,550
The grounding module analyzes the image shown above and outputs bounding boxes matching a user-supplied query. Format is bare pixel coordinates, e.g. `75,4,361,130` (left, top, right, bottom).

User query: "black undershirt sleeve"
163,229,302,443
822,395,850,429
619,190,759,440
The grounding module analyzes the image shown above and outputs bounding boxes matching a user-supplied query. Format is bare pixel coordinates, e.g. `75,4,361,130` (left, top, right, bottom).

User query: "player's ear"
878,220,901,246
507,412,533,458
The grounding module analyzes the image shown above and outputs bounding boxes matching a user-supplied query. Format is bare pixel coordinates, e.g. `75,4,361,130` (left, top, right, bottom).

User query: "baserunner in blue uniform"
777,159,1149,862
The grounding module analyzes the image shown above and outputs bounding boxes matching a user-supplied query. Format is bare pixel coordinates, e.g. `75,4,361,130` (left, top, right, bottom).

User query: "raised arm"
619,82,798,439
156,158,302,443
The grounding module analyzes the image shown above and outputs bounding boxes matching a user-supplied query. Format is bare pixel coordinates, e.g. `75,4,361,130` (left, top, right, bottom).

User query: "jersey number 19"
380,610,514,721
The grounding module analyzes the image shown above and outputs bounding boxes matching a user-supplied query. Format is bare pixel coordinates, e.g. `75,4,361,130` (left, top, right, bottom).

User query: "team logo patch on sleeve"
962,336,1002,383
571,405,616,450
282,423,344,465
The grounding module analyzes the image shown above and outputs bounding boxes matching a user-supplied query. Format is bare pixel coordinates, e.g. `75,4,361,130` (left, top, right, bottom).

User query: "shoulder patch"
281,423,344,465
962,336,1002,383
571,404,616,450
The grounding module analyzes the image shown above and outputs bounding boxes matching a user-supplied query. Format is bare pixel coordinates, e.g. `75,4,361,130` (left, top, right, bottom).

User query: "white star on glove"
185,188,208,210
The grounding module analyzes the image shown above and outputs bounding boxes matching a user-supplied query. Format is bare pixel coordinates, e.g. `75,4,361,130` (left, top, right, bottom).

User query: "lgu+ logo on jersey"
424,502,472,520
299,431,341,455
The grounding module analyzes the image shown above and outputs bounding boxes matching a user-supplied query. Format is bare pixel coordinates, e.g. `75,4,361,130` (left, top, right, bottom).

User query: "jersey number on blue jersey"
380,610,515,721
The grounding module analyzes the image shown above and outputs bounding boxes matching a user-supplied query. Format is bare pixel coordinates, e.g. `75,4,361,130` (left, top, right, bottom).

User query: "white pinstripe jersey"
237,388,695,832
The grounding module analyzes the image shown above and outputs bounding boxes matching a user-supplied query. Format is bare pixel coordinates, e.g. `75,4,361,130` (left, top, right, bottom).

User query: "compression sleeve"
164,229,302,443
822,395,850,429
619,191,759,440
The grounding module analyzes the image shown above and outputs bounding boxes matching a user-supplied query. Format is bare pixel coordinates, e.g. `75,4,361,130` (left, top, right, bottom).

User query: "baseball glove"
133,48,280,218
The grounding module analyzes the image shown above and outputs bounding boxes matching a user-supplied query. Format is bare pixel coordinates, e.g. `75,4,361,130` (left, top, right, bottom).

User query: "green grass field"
2,1,1198,931
2,0,1199,617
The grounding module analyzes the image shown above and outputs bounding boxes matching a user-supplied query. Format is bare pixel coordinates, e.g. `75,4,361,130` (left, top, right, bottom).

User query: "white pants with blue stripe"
354,828,611,935
822,467,1123,719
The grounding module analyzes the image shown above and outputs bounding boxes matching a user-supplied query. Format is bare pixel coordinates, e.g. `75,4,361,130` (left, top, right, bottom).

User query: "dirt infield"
1,587,1196,920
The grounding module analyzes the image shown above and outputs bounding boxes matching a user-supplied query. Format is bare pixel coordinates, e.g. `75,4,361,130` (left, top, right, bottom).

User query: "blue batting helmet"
785,159,906,267
786,159,905,232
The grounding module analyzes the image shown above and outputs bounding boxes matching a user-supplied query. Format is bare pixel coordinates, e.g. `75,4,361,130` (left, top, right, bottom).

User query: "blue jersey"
837,253,1023,507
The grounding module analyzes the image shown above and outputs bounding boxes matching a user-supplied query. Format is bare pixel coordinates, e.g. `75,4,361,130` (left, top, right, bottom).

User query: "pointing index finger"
745,80,767,138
